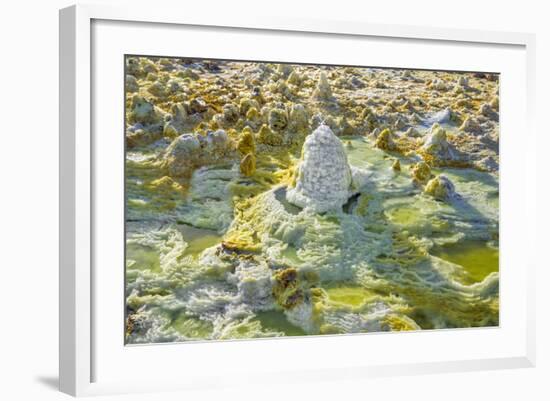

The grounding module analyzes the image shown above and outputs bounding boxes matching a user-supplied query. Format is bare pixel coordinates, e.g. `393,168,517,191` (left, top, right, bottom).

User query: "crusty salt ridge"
286,124,352,212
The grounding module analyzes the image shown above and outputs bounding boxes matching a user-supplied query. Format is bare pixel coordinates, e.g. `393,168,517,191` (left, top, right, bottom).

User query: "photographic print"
124,56,499,344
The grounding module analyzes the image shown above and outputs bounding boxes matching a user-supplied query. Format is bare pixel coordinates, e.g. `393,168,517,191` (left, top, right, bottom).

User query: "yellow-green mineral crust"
240,153,256,177
124,56,500,343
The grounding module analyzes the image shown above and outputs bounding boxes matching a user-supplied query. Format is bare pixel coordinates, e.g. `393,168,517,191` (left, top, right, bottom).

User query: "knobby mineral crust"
124,56,500,343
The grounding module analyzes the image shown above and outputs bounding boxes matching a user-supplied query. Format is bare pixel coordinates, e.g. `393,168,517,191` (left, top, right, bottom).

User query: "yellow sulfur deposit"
410,161,432,184
240,153,256,177
237,127,256,156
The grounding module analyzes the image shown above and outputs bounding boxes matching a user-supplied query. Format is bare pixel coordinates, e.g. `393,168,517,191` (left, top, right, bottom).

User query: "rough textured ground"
124,56,499,344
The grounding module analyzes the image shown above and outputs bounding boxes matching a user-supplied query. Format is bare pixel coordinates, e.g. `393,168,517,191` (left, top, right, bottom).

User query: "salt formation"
392,159,401,172
410,161,432,184
230,261,273,309
257,124,282,146
163,103,189,138
459,116,482,134
189,98,208,114
375,128,397,151
312,72,333,100
457,76,469,88
421,124,458,161
125,75,139,92
454,75,470,93
163,130,235,177
268,107,288,131
245,107,262,130
479,103,498,120
424,174,459,201
236,127,256,155
424,108,452,126
288,104,309,134
126,307,184,344
221,103,240,126
430,79,449,91
128,95,162,125
404,127,421,138
287,70,302,86
240,153,256,176
239,97,260,115
286,125,354,213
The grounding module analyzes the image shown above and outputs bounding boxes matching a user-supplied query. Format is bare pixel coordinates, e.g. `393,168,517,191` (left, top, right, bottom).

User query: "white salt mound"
286,125,352,212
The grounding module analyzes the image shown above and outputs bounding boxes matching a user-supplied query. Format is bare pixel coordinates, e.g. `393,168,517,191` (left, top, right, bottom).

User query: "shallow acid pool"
254,311,307,337
431,240,499,285
325,285,377,308
126,242,161,273
177,223,222,257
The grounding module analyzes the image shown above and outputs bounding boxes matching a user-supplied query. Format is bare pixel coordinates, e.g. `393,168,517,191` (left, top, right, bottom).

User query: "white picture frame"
59,4,536,397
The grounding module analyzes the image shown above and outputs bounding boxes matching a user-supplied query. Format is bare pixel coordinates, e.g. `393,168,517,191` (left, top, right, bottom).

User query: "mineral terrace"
125,57,499,343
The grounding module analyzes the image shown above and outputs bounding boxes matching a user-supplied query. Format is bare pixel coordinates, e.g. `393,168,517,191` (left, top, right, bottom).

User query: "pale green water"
385,205,424,227
432,240,499,285
177,223,222,257
255,311,307,337
281,246,302,264
126,243,161,273
325,285,377,308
